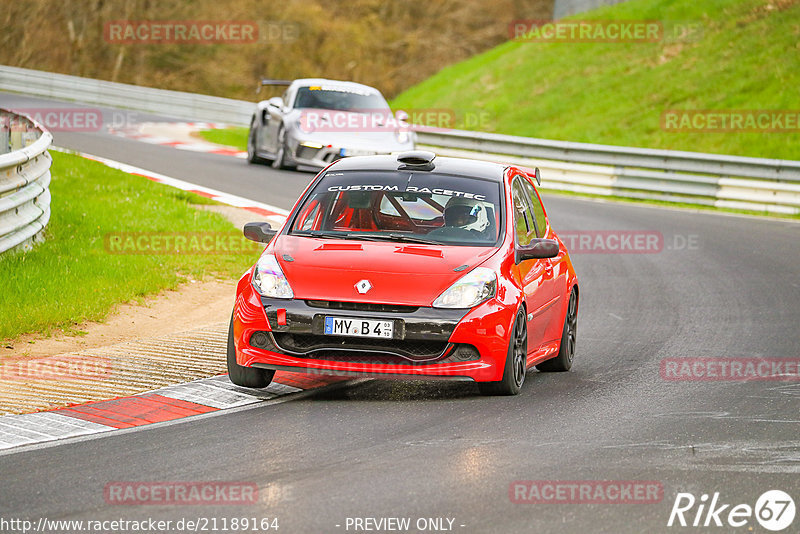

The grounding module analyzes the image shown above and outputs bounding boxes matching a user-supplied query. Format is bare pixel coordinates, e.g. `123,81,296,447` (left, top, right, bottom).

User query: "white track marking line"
262,382,304,395
0,379,356,457
108,121,247,158
0,374,329,452
204,374,303,396
50,146,289,218
152,379,269,409
0,413,114,450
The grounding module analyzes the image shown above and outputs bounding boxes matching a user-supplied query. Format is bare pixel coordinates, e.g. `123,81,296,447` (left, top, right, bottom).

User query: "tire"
271,124,296,170
227,316,275,388
479,308,528,396
537,289,578,372
247,117,268,165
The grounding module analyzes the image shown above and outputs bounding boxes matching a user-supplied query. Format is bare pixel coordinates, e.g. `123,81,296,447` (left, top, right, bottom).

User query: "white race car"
247,78,416,170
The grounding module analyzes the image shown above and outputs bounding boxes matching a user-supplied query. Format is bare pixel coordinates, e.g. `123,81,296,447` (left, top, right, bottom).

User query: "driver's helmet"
443,196,490,233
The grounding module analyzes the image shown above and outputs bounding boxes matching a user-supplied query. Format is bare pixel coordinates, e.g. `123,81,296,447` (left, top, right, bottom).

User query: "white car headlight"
252,254,294,299
432,267,497,309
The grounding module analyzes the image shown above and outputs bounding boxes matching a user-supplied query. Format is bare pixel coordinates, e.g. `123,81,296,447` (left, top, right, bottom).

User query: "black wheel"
537,289,578,372
247,117,268,165
227,316,275,388
479,308,528,396
271,124,296,170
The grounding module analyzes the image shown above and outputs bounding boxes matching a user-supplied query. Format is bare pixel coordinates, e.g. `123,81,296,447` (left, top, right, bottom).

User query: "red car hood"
274,235,496,306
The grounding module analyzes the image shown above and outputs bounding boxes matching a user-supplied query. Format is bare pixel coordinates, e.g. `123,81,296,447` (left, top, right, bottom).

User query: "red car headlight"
252,254,294,299
432,267,497,309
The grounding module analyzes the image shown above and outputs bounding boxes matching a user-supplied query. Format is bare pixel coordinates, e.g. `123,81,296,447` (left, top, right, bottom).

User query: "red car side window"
521,178,548,238
511,178,536,247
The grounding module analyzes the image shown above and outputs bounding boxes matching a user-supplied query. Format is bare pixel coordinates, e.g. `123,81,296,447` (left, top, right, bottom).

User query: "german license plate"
324,316,393,338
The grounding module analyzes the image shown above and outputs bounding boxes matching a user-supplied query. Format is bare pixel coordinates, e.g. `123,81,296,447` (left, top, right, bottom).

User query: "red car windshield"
289,171,503,246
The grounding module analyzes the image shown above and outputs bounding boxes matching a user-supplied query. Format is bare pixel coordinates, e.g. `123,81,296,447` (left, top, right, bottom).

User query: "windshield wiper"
293,231,355,239
294,231,443,245
356,233,442,245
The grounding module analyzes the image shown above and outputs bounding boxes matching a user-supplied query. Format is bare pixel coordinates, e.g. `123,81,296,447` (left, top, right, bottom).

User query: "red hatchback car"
229,151,578,395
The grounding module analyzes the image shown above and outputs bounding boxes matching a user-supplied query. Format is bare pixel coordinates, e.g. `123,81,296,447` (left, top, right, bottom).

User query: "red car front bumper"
232,277,516,383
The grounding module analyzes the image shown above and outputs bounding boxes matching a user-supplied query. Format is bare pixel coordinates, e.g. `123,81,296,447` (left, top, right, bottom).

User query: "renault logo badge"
355,279,372,294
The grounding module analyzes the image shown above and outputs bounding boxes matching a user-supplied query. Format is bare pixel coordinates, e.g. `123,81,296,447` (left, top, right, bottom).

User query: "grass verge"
196,126,248,151
0,151,260,341
391,0,800,161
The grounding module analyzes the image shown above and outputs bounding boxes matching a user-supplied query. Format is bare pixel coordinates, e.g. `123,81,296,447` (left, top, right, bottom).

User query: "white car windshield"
293,86,389,111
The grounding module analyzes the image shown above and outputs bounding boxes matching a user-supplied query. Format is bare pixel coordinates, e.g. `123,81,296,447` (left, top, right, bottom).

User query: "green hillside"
391,0,800,160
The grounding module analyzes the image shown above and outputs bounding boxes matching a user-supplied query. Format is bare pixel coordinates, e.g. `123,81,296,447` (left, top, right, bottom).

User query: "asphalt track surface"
1,93,799,533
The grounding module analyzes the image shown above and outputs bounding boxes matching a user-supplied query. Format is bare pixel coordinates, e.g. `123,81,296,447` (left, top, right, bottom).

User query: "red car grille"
271,332,449,361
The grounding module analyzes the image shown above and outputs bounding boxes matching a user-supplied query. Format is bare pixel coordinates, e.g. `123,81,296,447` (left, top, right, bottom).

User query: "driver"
442,196,490,234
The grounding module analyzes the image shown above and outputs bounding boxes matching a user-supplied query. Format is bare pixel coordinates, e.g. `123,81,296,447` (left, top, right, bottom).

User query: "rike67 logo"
668,490,795,531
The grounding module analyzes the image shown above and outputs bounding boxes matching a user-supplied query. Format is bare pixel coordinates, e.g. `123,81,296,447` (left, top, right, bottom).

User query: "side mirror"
395,109,409,122
243,222,277,243
516,238,559,263
534,167,541,186
267,97,284,109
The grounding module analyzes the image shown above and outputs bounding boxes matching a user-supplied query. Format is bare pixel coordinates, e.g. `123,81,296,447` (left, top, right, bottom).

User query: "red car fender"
233,269,270,360
444,245,525,382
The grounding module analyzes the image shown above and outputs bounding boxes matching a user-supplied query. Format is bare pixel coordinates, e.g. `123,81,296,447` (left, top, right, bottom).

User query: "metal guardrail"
2,65,798,215
0,65,254,126
0,109,53,254
417,130,800,215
